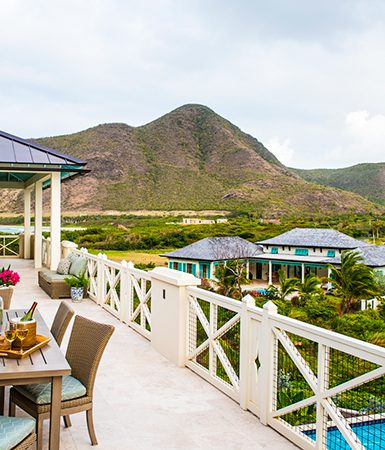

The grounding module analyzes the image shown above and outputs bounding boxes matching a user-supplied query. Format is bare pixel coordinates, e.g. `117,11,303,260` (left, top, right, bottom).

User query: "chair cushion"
15,375,87,405
69,256,87,278
0,416,35,450
56,258,71,275
39,269,67,283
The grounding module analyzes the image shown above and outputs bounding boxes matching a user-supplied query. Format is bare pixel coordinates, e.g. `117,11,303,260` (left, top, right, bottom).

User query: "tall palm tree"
328,250,379,314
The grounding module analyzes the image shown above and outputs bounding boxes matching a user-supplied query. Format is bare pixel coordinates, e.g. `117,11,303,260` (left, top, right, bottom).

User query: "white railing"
58,249,385,449
73,249,152,339
0,235,20,257
41,236,50,267
186,289,385,450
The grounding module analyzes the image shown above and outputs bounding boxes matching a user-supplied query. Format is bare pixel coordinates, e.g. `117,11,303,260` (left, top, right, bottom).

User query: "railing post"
61,240,78,259
239,294,255,410
96,253,106,306
150,267,200,367
258,300,278,425
120,260,130,323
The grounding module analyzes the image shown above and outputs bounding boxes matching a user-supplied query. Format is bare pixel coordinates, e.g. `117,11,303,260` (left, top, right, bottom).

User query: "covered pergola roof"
0,129,88,188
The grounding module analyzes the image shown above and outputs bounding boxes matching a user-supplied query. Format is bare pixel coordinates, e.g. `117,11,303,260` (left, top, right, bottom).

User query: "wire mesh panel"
186,288,241,401
269,318,385,450
128,270,151,338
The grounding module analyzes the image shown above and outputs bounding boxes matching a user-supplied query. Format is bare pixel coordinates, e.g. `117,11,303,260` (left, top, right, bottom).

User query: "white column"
150,267,201,367
327,267,332,291
23,188,32,259
268,261,272,285
34,180,43,268
50,172,61,270
301,263,305,283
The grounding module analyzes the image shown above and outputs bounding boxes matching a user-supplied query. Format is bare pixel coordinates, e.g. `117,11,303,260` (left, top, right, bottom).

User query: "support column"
34,180,43,268
301,263,305,283
23,188,32,259
50,172,61,270
327,267,332,291
268,261,272,285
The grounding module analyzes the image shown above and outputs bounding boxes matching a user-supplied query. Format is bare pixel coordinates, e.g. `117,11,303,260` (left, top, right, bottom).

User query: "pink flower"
0,269,20,286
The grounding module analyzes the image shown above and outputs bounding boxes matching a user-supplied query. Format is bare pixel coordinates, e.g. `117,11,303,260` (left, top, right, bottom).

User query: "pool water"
305,419,385,449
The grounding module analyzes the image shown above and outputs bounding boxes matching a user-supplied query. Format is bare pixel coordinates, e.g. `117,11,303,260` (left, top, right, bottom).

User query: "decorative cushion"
69,256,87,278
68,253,78,264
15,375,87,405
56,258,71,275
0,416,35,450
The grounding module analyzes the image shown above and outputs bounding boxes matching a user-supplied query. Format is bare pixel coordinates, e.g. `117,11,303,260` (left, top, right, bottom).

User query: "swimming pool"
305,419,385,449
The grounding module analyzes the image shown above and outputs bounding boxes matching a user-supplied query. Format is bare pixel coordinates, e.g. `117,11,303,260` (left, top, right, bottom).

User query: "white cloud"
265,137,295,165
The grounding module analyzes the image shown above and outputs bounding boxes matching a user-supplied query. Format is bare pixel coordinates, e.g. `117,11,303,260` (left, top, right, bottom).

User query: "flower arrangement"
0,266,20,287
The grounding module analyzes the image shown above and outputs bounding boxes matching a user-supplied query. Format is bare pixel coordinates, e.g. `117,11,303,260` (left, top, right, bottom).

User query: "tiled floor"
5,259,296,449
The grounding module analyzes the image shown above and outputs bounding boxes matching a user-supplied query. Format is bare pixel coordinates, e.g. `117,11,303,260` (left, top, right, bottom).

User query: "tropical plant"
267,269,298,302
296,273,322,306
64,274,88,289
328,250,380,314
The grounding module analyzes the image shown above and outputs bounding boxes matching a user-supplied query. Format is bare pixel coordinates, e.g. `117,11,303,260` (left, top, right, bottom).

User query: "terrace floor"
6,259,296,450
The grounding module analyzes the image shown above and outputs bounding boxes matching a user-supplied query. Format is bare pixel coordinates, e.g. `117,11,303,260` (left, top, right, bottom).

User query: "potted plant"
64,274,88,303
0,265,20,309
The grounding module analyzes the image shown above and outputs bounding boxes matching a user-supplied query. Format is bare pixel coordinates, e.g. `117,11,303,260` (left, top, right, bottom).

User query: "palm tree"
328,250,380,314
268,269,299,301
296,273,322,306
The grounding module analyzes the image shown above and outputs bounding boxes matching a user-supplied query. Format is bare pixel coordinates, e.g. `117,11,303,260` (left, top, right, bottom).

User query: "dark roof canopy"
0,130,88,186
162,237,263,261
257,228,369,249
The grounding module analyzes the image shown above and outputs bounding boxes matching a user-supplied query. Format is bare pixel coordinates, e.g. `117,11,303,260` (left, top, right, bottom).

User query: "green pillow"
69,256,87,278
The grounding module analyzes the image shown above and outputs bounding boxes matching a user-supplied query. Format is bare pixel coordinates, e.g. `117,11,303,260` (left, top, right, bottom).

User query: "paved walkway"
6,259,296,449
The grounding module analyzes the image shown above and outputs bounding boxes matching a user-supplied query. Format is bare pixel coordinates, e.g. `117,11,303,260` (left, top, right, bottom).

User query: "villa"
163,228,385,285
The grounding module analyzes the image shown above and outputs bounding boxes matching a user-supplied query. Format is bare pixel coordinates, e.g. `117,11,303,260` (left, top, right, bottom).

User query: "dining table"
0,308,71,450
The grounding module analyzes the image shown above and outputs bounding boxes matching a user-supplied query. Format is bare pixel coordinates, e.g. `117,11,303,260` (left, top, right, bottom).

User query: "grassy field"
87,248,173,265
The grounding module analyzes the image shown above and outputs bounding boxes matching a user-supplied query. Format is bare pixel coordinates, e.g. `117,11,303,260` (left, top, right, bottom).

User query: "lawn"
87,248,173,265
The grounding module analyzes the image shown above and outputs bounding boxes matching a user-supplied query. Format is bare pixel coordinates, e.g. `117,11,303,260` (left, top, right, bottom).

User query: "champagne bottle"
20,302,38,322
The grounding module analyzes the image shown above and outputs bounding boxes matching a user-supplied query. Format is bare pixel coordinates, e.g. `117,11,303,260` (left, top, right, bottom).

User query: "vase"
71,287,84,303
0,286,13,310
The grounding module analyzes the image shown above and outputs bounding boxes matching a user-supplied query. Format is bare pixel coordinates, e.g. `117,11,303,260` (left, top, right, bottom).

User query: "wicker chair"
9,316,114,450
0,416,36,449
50,301,75,346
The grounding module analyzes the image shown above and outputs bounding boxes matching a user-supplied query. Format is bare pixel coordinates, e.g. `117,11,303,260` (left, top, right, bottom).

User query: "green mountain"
293,163,385,206
30,104,382,216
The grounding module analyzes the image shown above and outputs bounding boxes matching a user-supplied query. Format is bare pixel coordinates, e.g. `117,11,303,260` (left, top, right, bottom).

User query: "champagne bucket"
10,318,37,349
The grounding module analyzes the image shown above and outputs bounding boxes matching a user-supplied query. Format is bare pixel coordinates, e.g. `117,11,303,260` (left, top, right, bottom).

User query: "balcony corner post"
258,300,278,425
239,294,255,410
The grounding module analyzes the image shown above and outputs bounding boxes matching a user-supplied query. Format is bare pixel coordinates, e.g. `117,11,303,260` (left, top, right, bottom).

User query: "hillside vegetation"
25,104,383,216
293,163,385,206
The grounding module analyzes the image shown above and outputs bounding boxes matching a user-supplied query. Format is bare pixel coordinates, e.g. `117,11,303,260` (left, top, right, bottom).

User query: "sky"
1,0,385,169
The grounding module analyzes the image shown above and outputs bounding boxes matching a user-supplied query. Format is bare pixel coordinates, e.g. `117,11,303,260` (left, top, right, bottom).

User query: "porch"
7,259,295,450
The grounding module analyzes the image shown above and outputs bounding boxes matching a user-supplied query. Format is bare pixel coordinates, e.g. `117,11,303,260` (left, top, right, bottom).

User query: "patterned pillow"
56,258,71,275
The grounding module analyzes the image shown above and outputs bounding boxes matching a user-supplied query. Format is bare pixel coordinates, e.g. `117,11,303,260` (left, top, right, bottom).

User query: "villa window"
271,247,278,254
186,263,193,273
173,262,178,270
295,248,309,256
327,250,336,257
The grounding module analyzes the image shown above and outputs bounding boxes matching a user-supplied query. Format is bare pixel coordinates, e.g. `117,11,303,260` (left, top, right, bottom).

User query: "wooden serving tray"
0,335,51,359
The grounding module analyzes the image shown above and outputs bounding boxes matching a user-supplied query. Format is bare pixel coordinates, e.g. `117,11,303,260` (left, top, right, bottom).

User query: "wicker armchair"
50,301,75,346
10,316,114,450
13,432,36,450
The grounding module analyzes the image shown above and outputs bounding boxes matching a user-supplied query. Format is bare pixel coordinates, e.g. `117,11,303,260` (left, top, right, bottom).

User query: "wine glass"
4,327,16,350
16,327,28,354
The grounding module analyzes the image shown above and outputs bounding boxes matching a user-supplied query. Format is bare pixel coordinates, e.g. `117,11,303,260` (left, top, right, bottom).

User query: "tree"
214,260,249,299
267,269,299,302
328,250,380,314
296,273,322,306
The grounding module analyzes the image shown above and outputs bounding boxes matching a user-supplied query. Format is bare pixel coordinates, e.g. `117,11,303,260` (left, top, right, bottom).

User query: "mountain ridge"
14,103,381,216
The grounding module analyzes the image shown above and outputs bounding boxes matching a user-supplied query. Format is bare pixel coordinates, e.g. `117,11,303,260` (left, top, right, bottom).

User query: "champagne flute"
4,328,16,350
16,327,28,354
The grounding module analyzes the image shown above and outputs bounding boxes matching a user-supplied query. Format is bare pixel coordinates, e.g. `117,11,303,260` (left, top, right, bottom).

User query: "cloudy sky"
1,0,385,169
